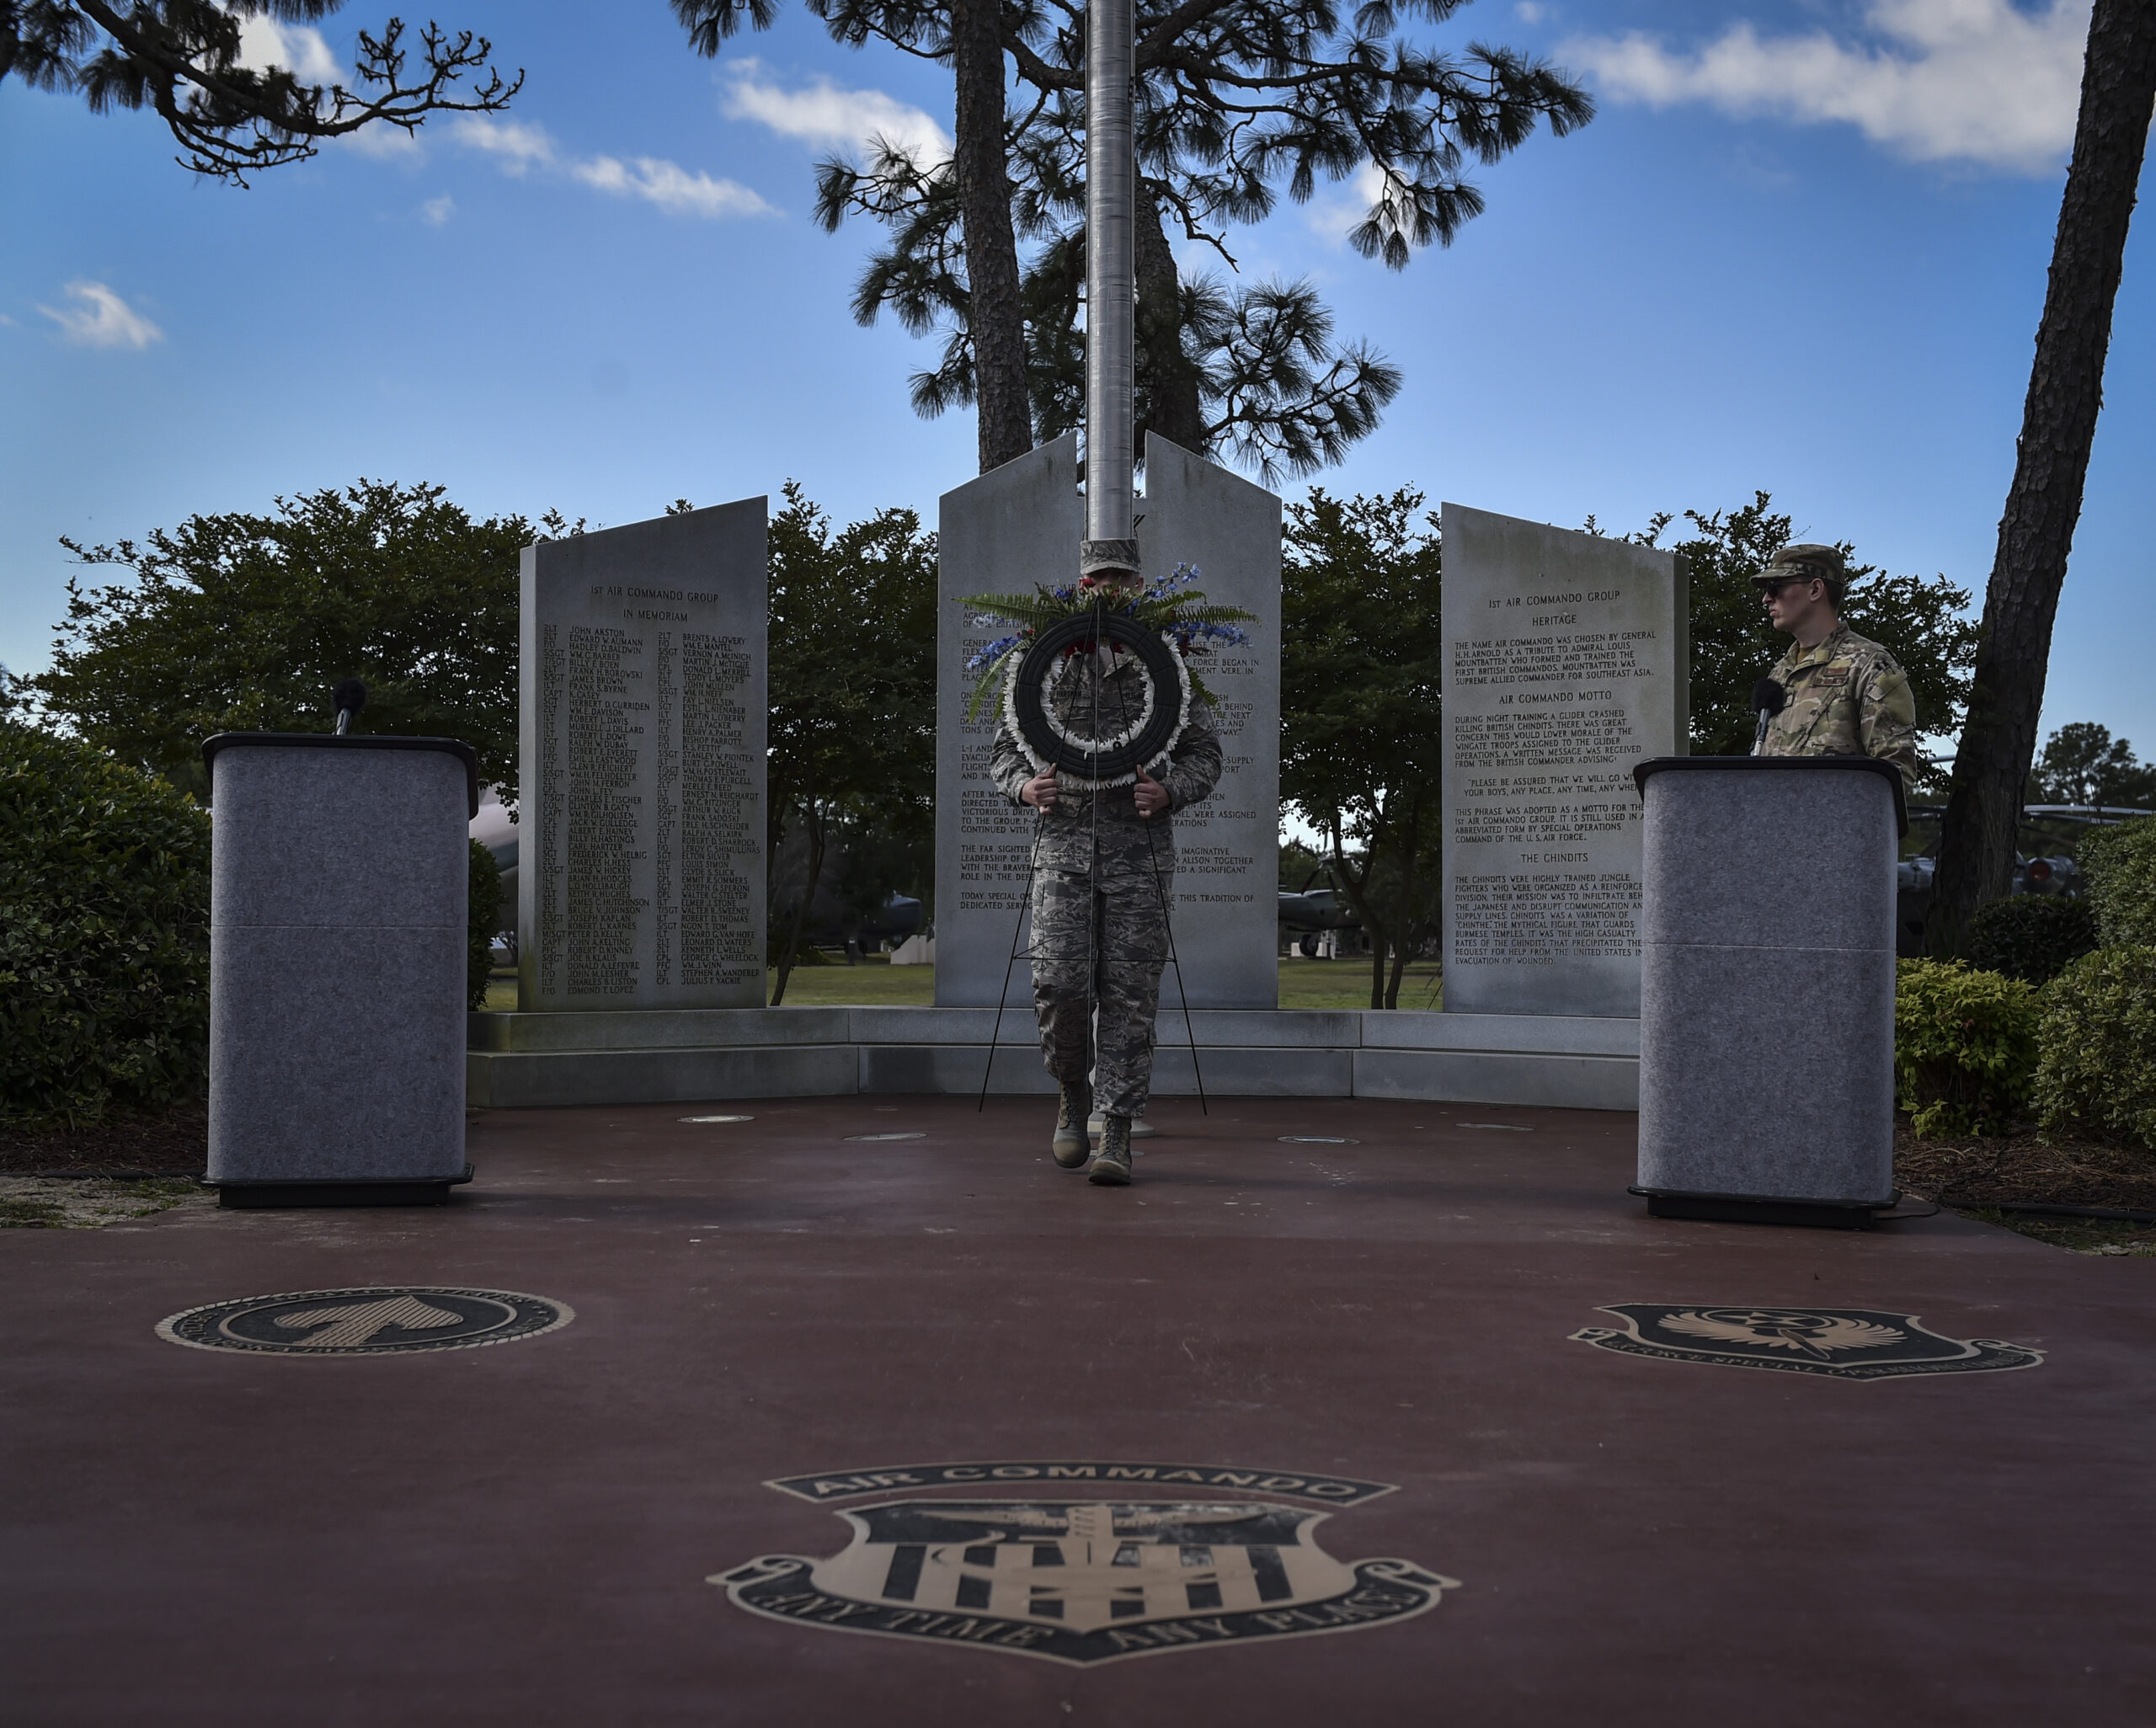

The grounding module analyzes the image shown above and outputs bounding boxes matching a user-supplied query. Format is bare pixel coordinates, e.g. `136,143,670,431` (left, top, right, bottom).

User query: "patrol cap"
1752,542,1845,601
1079,538,1142,581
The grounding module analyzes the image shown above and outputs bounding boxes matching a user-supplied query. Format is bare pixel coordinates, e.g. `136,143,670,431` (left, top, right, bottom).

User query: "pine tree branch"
71,0,520,184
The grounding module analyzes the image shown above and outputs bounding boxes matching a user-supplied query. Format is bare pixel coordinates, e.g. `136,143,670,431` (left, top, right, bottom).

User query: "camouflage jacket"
1759,625,1922,792
988,648,1225,880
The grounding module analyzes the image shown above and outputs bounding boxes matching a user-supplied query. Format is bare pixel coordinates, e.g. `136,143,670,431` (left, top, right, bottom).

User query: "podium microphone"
1751,679,1785,754
332,679,368,737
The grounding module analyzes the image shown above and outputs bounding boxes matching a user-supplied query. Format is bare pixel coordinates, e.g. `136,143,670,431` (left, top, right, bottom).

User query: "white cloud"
39,281,163,349
1564,0,2089,173
421,194,456,227
451,115,558,174
452,117,773,219
723,59,951,163
1516,3,1548,23
572,155,776,219
235,15,342,87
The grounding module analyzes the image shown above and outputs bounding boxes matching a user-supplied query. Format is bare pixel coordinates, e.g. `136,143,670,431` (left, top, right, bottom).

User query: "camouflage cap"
1752,542,1845,599
1079,538,1142,579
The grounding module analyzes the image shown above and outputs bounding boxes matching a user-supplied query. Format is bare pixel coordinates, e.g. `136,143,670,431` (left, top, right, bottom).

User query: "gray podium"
1632,756,1906,1228
203,733,478,1208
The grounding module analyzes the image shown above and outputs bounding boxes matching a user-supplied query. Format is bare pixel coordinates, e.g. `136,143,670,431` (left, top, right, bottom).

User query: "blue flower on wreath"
965,632,1025,671
1145,562,1198,599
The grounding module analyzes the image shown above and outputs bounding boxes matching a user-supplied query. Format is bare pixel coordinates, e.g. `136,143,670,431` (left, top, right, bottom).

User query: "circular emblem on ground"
1571,1304,2043,1380
712,1459,1455,1666
156,1287,574,1356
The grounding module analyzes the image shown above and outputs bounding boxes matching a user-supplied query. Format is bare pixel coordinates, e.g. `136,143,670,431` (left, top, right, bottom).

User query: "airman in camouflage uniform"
990,542,1225,1187
1753,543,1923,794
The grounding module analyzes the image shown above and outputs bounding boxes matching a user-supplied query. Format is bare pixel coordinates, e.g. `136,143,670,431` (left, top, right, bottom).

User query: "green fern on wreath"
959,563,1257,721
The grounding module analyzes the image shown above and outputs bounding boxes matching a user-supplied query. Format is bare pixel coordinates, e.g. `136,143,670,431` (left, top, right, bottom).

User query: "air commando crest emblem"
1571,1305,2044,1380
712,1460,1455,1665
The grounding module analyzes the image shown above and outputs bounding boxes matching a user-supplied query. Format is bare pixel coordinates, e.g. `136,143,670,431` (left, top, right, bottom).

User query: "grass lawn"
483,957,1439,1011
1278,958,1443,1011
766,961,934,1005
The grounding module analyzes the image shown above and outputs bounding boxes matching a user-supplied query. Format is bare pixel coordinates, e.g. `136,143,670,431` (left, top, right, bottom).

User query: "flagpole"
1085,0,1135,550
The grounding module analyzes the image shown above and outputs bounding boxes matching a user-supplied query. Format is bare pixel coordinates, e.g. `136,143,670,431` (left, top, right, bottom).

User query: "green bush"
0,721,211,1126
1964,893,2099,984
2036,946,2156,1150
2081,816,2156,947
467,837,501,1011
1894,958,2040,1138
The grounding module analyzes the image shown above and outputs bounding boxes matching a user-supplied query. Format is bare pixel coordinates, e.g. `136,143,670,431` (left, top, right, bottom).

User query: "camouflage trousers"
1029,867,1171,1119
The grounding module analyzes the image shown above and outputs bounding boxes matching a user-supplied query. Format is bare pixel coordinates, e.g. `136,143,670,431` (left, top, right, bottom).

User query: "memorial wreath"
960,563,1255,787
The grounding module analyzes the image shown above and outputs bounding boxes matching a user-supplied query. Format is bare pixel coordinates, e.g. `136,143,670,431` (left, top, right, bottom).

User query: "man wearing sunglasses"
1752,544,1922,792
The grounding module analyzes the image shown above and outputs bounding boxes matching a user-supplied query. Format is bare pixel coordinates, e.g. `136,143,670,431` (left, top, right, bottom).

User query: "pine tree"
677,0,1590,476
1930,0,2156,947
1,0,520,183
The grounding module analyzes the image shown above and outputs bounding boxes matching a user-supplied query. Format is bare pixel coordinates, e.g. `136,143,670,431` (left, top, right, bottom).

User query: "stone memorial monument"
1440,505,1687,1018
518,501,768,1011
933,432,1281,1008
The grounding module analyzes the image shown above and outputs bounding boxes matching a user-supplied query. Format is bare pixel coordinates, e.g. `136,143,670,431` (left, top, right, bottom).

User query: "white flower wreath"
1001,631,1194,792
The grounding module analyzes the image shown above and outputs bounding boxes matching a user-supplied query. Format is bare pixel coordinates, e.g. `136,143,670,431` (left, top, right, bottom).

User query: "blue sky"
3,0,2148,761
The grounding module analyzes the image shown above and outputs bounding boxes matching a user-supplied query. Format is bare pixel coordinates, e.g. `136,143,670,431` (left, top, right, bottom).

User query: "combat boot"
1087,1115,1134,1187
1088,1111,1154,1152
1052,1080,1093,1168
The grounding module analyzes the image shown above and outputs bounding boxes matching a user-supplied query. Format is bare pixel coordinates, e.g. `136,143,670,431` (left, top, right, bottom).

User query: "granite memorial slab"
1440,504,1687,1018
933,435,1082,1007
519,500,767,1011
933,434,1281,1008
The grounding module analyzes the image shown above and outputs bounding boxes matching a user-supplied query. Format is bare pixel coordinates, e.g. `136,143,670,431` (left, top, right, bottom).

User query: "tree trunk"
770,802,828,1007
950,0,1033,472
1382,789,1429,1010
1321,814,1393,1011
1931,0,2156,947
1135,179,1205,455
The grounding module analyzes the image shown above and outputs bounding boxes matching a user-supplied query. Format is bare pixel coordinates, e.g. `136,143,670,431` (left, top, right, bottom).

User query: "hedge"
1964,893,2098,984
1893,958,2040,1138
0,722,211,1125
2080,816,2156,947
468,837,500,1010
2035,946,2156,1151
